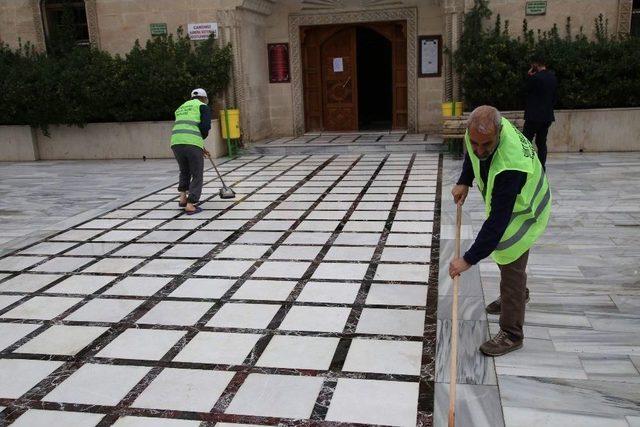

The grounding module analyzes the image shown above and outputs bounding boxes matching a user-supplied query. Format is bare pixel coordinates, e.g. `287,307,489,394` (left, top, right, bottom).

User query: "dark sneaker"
480,330,523,356
485,288,530,315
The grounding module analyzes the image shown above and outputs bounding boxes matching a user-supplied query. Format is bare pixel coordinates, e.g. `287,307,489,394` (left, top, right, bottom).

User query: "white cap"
191,88,208,98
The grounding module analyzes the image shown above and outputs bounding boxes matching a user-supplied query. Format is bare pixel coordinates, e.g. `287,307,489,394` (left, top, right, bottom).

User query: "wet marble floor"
438,152,640,427
0,153,440,426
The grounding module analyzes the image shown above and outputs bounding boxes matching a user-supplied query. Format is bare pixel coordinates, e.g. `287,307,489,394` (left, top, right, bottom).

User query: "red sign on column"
268,43,290,83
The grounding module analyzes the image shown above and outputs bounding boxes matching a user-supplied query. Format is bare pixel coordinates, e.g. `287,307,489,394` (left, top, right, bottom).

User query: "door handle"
342,77,351,88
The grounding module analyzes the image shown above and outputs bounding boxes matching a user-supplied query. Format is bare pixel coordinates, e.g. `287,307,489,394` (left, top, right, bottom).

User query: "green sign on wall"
150,23,167,36
525,1,547,15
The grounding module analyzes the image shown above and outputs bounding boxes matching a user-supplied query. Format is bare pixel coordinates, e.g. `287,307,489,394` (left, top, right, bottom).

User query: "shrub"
0,29,232,132
453,0,640,111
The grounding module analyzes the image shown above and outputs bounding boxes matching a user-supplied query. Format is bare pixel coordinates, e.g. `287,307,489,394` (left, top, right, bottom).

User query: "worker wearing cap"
449,105,551,356
170,88,212,215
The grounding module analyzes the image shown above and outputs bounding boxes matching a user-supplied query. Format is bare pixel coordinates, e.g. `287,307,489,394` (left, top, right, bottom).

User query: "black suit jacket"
524,69,558,123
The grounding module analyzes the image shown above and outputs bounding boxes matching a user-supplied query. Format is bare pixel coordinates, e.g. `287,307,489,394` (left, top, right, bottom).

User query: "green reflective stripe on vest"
172,129,202,137
170,99,204,149
496,186,551,250
464,117,551,264
511,171,545,218
174,120,200,127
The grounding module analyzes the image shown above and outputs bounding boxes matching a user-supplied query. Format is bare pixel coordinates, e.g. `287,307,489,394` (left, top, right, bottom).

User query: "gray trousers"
172,144,204,204
498,250,529,340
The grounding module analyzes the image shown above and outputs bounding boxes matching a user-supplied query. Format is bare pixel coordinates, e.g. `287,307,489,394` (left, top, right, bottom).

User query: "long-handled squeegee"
206,154,236,199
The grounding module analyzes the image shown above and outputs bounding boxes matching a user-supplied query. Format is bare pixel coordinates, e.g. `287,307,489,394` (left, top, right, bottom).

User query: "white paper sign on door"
333,57,344,73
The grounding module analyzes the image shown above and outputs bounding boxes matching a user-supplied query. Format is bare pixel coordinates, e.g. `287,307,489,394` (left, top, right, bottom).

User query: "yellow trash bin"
442,102,453,117
219,109,240,139
454,101,464,117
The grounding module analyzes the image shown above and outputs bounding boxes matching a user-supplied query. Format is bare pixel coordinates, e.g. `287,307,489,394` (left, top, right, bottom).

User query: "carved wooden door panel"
320,28,358,131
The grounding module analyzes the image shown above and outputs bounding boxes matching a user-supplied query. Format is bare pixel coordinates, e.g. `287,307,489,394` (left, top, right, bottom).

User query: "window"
41,0,90,49
632,0,640,37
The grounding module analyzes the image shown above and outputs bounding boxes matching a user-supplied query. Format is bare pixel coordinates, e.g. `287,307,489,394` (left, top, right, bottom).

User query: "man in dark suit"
523,55,557,170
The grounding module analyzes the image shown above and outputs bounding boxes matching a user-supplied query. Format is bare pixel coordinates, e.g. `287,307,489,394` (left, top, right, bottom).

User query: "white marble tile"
296,281,360,304
134,258,194,275
333,233,381,246
97,329,185,360
0,294,22,311
324,246,375,261
279,306,350,333
549,329,640,354
235,231,284,244
498,375,640,417
366,284,428,306
386,233,433,247
182,230,234,243
82,257,144,274
225,374,323,419
343,338,422,375
433,383,504,427
356,308,425,337
161,244,215,258
381,247,431,263
169,278,235,299
326,378,419,426
257,335,339,370
0,322,41,351
207,303,280,329
2,296,82,320
19,242,76,255
216,244,271,259
283,232,332,244
103,276,171,296
93,230,146,242
195,260,254,277
312,262,369,281
137,301,213,326
268,245,323,260
11,409,105,427
45,275,116,294
231,280,296,301
503,407,628,427
0,256,46,271
0,359,62,398
65,243,122,256
65,298,143,323
112,416,200,426
16,325,107,356
0,273,61,292
374,264,429,282
133,368,234,412
32,257,94,273
50,229,102,242
43,363,150,406
252,261,311,279
112,243,167,257
495,350,588,380
435,319,497,386
174,332,262,365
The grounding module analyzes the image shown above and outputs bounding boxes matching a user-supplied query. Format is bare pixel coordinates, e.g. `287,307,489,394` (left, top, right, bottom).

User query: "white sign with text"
188,23,218,41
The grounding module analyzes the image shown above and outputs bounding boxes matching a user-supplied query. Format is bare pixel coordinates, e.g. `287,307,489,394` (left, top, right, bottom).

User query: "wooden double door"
301,21,408,132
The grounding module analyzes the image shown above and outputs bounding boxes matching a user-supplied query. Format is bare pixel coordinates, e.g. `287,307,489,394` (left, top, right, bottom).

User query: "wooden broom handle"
448,204,462,427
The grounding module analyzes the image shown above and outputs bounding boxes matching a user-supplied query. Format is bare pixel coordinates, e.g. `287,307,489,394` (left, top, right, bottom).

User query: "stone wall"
548,108,640,152
0,120,225,161
469,0,621,36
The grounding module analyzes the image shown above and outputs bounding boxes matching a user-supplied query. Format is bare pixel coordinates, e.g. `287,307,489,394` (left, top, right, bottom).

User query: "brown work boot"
485,288,530,315
480,330,523,356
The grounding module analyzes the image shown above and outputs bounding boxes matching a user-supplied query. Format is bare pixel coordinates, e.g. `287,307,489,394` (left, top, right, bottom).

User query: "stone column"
617,0,633,35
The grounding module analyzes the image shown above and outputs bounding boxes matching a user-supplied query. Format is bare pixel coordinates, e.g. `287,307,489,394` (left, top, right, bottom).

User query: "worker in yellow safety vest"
170,88,212,215
450,105,551,356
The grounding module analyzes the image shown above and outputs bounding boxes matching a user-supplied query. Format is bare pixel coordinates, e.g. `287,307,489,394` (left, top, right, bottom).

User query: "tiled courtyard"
0,153,440,426
1,151,639,426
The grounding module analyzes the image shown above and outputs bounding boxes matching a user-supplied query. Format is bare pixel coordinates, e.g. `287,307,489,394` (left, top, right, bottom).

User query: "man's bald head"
466,105,502,160
467,105,502,135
